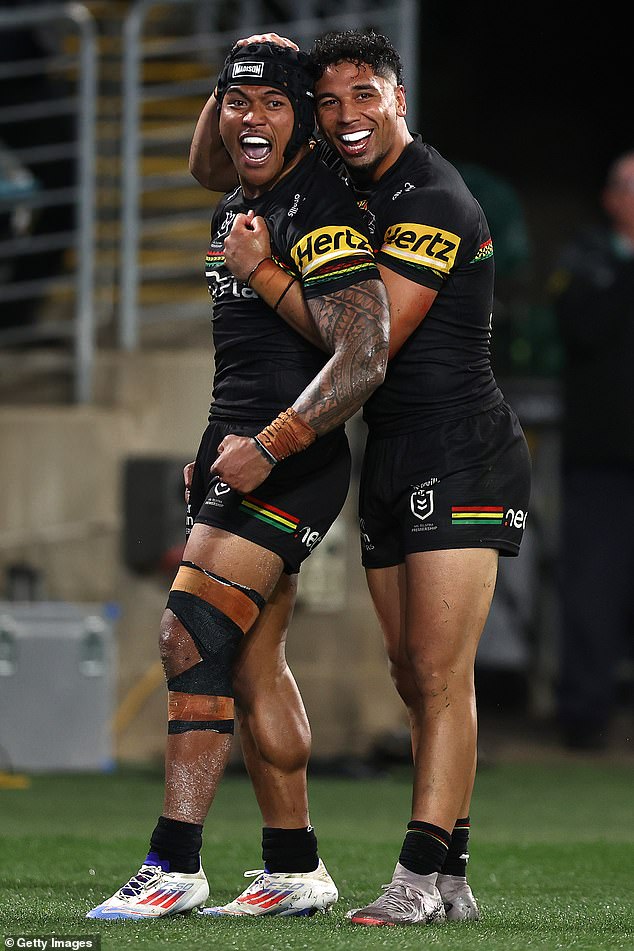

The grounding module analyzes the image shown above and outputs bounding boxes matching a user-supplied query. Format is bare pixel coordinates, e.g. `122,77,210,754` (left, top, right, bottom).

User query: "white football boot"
201,859,338,917
87,855,209,920
347,863,446,926
436,873,480,921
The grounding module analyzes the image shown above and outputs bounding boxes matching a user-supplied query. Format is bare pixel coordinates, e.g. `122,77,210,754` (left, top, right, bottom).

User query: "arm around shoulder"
378,264,437,358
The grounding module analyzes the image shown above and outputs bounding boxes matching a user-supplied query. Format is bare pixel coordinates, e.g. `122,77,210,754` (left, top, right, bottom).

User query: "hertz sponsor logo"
290,226,372,276
382,222,460,273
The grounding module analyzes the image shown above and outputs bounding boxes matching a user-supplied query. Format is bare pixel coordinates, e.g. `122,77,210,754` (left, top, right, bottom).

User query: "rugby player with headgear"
86,40,389,921
190,29,532,927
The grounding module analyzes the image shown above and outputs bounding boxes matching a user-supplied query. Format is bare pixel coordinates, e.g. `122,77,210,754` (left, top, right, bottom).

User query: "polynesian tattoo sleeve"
291,278,390,434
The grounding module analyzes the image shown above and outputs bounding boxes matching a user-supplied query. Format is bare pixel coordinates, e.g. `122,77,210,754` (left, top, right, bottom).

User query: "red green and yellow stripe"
452,505,504,526
205,250,224,269
408,827,450,847
240,495,299,534
471,238,494,263
304,258,377,288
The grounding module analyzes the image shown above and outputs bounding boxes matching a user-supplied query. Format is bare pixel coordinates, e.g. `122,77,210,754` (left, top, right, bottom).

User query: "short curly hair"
310,29,404,85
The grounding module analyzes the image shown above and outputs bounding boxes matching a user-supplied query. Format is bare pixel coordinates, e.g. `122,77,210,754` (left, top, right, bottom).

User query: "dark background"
419,6,629,194
410,5,631,371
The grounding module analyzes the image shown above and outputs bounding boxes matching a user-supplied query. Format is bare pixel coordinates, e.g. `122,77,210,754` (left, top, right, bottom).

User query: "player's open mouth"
240,135,273,163
338,130,372,156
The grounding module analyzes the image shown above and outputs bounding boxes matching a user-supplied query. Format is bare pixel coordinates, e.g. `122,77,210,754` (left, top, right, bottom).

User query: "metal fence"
0,2,97,402
0,0,419,400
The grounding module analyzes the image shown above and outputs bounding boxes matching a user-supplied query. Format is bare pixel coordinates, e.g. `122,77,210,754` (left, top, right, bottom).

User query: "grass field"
1,760,633,951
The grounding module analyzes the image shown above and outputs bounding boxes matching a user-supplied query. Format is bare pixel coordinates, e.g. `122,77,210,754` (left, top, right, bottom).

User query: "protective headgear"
215,41,316,160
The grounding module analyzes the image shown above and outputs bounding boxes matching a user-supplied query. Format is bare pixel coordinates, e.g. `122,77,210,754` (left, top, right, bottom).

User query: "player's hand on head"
235,33,298,50
224,213,272,281
210,434,274,494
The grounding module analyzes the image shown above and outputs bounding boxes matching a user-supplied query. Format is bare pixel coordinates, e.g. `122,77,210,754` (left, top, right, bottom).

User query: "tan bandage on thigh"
168,693,234,723
170,564,260,633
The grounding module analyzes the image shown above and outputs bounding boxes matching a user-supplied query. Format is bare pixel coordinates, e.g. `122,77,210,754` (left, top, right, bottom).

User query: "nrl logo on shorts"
411,488,434,521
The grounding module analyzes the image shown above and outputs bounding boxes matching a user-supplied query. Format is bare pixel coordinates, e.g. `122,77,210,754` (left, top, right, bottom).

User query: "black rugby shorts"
189,420,351,574
358,401,531,568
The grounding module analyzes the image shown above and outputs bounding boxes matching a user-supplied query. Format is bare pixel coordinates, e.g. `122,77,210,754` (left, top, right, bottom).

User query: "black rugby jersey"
314,136,502,435
205,149,379,424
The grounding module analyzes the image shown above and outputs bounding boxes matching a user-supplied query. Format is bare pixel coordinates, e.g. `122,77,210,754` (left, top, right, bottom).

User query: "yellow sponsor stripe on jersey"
290,226,372,278
381,246,448,271
382,222,461,273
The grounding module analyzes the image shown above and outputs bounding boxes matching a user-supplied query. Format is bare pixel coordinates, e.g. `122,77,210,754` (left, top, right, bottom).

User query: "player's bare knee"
158,610,201,680
389,659,419,707
410,663,474,708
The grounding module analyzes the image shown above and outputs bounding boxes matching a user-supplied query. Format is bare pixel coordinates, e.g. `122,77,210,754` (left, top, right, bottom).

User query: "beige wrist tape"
256,407,317,462
248,259,296,311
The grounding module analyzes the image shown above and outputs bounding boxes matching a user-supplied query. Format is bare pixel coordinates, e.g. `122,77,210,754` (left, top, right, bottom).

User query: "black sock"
398,820,451,876
440,816,470,876
262,826,319,873
148,815,203,873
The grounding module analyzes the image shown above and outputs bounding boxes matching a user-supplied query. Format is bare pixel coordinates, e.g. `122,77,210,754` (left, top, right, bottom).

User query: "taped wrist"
165,562,264,735
252,435,278,466
256,408,316,462
245,257,272,287
248,258,295,309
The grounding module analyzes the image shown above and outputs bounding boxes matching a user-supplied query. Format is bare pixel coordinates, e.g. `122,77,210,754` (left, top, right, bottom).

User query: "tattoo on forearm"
293,279,390,434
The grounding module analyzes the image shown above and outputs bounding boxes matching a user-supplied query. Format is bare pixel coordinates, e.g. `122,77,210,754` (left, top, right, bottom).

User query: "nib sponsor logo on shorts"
504,507,528,529
297,526,322,551
410,479,439,532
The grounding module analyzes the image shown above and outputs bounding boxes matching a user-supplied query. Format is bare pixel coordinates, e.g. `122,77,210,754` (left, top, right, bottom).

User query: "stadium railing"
0,3,97,403
0,1,419,398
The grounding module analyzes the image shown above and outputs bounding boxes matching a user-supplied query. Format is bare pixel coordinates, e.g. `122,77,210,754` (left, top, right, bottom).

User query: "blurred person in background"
550,150,634,751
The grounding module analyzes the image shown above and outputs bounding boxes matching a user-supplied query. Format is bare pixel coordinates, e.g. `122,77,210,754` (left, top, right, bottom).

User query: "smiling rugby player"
87,41,389,922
